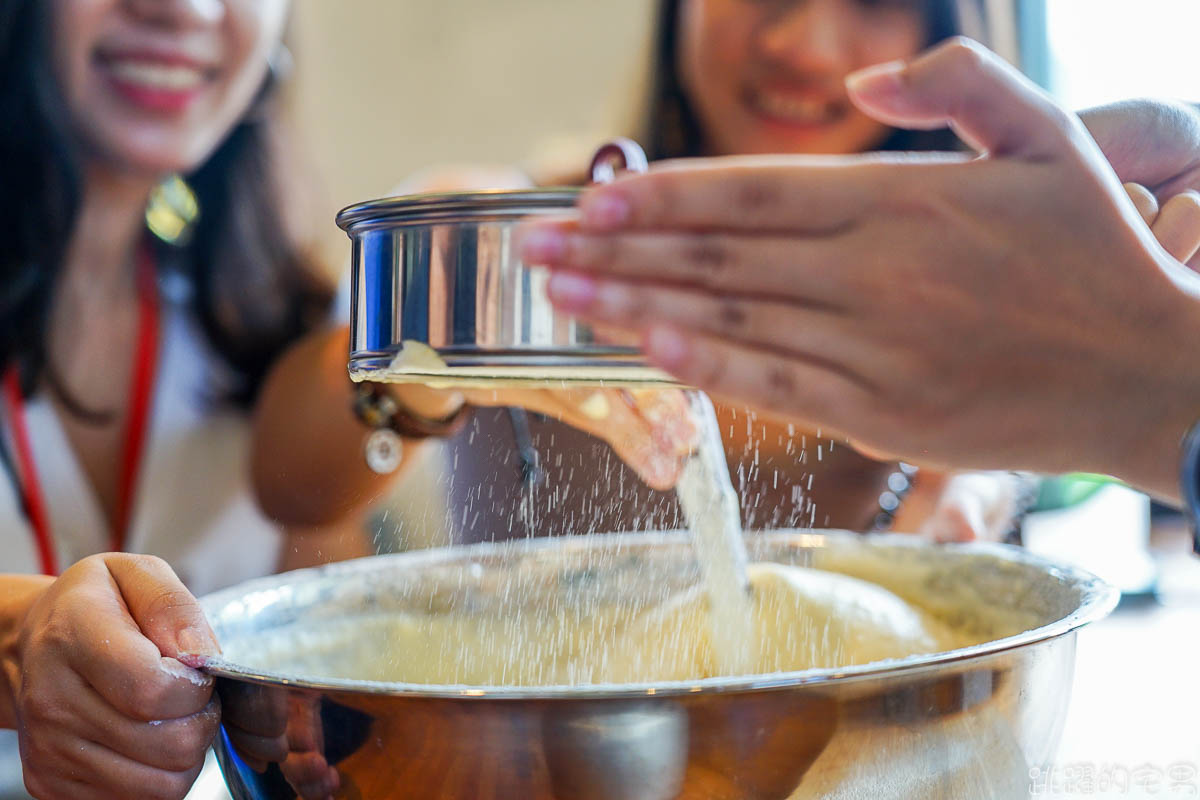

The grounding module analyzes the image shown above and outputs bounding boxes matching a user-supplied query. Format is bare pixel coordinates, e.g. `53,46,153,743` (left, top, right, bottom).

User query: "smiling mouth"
103,58,211,91
747,89,844,127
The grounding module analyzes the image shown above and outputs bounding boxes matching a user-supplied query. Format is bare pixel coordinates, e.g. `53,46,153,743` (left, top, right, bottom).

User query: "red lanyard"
3,245,160,576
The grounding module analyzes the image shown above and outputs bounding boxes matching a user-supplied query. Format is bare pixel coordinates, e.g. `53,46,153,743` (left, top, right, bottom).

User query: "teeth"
107,60,204,91
754,92,834,123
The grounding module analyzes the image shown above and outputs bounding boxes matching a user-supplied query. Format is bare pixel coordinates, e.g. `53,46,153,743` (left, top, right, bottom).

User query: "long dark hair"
0,1,333,407
644,0,977,160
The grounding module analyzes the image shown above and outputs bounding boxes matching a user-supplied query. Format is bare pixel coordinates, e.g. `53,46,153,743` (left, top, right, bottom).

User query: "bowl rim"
194,530,1118,700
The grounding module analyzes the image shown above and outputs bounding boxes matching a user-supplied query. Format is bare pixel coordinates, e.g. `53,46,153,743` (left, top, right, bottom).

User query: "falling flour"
320,368,969,685
673,391,755,675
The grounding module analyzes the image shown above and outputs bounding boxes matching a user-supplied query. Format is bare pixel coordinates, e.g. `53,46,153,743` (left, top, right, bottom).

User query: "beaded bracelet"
870,463,920,533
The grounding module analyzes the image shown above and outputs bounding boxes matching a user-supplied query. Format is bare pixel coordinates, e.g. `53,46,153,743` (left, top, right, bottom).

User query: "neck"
65,162,159,291
43,162,159,406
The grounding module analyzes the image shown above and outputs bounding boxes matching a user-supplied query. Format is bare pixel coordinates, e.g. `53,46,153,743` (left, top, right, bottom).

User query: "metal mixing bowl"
197,531,1116,800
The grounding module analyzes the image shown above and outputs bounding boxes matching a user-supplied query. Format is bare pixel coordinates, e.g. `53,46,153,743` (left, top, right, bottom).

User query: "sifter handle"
589,138,649,185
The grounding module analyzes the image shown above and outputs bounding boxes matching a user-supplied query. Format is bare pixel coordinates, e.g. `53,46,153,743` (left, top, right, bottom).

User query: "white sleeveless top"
0,280,278,800
0,279,282,595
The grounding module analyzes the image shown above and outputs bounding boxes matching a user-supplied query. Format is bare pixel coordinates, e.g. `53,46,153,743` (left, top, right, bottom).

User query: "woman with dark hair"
629,0,1027,539
641,0,967,162
0,0,340,584
0,3,697,795
0,1,344,796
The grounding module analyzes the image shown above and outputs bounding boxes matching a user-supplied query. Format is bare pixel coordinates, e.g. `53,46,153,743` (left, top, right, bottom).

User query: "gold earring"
145,174,200,245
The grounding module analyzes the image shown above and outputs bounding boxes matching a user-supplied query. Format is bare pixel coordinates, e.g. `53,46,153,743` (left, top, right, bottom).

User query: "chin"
719,109,893,156
92,125,226,179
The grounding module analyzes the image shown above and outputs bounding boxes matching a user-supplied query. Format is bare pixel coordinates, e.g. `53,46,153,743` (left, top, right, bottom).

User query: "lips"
96,50,216,113
746,88,844,126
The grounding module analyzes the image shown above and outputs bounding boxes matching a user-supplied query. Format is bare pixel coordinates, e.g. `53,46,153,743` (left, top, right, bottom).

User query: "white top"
0,280,282,800
0,279,282,596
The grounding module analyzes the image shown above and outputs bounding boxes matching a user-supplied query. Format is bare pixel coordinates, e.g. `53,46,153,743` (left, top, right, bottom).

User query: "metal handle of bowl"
590,138,649,185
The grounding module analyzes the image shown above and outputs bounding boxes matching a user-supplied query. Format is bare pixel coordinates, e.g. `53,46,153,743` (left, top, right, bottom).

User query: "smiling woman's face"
51,0,289,177
677,0,928,156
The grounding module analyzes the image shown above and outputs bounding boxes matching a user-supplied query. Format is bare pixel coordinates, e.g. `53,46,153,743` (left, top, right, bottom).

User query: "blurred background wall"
288,0,1200,268
290,0,656,266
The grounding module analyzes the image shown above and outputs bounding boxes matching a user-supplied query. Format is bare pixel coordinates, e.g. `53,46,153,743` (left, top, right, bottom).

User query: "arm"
252,325,463,527
0,557,241,799
278,520,374,572
0,574,54,729
518,38,1200,504
254,328,702,529
893,471,1031,543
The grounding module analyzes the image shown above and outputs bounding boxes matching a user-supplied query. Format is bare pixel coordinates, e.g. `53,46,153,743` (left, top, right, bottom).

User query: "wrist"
1121,342,1200,505
351,383,471,475
0,575,54,729
384,384,466,423
1097,397,1189,506
354,382,470,438
1090,283,1200,504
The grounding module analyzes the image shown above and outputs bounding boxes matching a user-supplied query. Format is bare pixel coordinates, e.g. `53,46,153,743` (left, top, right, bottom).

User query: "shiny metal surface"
199,532,1116,799
338,188,675,387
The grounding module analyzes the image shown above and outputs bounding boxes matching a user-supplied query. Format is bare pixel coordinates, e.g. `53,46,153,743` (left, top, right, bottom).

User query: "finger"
218,681,289,740
19,667,213,790
66,557,215,722
626,387,699,458
542,388,688,491
285,693,326,753
523,149,965,235
547,274,872,388
218,682,291,767
59,679,220,772
28,734,204,800
521,224,857,307
19,771,90,800
1124,182,1160,226
464,385,697,489
1151,191,1200,264
846,37,1079,159
638,324,877,440
920,502,982,543
103,554,219,659
225,723,289,770
922,472,1020,542
555,153,951,235
605,392,693,491
588,319,643,349
281,751,340,800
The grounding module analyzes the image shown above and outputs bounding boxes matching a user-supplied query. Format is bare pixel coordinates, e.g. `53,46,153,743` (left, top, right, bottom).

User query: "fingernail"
644,326,690,369
580,191,630,231
179,626,219,657
845,59,906,97
547,272,598,311
516,226,567,263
